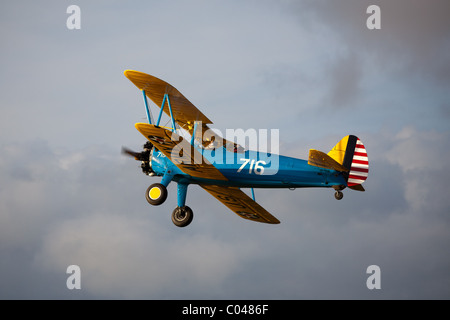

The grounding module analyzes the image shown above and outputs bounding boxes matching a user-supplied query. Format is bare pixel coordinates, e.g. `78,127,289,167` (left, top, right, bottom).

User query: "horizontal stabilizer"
308,149,349,172
348,184,365,192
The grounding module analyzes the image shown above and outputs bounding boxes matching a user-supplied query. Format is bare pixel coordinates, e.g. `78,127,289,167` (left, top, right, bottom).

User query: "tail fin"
308,135,369,190
327,135,369,188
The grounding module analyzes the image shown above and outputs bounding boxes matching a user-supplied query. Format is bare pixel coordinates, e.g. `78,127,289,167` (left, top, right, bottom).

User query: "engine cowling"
122,141,155,176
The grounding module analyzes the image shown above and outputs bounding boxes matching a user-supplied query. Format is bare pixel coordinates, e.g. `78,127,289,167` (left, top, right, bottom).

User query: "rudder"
327,135,369,187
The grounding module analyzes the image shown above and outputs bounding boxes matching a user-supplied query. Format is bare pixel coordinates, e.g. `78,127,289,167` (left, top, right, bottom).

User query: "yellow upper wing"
125,70,244,152
135,123,227,181
200,185,280,224
125,70,212,130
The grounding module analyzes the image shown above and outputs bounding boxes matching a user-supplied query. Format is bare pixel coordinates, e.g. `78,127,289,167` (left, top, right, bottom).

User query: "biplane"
122,70,369,227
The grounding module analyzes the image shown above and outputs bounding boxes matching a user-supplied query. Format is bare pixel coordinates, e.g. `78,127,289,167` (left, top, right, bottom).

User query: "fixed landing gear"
145,183,168,205
145,182,194,227
334,190,344,200
333,185,345,200
171,206,194,227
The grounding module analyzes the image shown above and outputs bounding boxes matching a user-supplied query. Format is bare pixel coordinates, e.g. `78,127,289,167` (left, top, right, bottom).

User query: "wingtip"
270,218,281,224
124,69,144,79
124,69,135,78
134,122,151,134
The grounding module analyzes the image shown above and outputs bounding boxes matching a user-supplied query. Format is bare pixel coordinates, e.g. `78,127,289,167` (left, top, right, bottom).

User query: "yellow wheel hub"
149,187,162,200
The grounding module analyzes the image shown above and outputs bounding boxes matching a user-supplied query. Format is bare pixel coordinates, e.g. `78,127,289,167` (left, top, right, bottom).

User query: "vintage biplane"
122,70,369,227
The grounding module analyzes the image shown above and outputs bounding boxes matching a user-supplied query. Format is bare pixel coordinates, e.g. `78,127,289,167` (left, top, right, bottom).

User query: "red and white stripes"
347,138,369,187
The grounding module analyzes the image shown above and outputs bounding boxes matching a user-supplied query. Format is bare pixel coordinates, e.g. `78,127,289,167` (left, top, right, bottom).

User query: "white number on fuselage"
238,158,266,175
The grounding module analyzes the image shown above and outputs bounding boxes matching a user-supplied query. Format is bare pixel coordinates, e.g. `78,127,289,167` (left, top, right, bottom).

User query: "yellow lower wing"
135,123,279,224
135,123,227,181
200,185,280,224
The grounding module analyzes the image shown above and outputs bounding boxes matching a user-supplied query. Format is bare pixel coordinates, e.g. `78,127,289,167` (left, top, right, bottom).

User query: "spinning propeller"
121,146,146,161
121,142,154,175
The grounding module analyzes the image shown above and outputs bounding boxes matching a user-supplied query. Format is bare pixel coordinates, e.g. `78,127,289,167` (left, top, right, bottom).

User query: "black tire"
145,183,168,206
334,191,344,200
171,206,194,227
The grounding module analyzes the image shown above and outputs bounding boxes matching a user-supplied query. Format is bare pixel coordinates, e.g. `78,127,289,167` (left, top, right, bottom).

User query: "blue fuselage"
150,147,347,189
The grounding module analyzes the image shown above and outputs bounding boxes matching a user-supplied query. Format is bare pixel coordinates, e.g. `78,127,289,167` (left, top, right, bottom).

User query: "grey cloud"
280,0,450,114
296,0,450,80
2,125,450,299
326,53,362,108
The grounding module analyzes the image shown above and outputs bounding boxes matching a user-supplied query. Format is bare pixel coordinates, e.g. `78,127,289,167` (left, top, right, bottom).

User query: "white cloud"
369,126,450,213
35,213,252,298
386,127,448,172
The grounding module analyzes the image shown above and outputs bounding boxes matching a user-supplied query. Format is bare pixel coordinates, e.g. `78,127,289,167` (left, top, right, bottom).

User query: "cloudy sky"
1,0,449,299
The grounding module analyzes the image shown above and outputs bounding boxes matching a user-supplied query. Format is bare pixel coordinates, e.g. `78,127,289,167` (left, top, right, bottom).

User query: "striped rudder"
346,137,369,186
327,135,369,188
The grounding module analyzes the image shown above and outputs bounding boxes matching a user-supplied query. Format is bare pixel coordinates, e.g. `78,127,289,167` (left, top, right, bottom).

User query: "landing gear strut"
143,173,195,227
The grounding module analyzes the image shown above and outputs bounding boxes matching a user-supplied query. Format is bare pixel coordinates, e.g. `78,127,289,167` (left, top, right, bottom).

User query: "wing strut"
142,90,153,124
156,94,177,132
190,121,199,145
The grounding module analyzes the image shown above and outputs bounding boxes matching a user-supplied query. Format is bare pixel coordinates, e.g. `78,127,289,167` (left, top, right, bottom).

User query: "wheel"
145,183,168,206
334,190,344,200
171,206,194,227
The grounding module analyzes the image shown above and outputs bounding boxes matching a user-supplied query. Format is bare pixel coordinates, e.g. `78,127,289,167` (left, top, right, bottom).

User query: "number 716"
237,158,266,175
